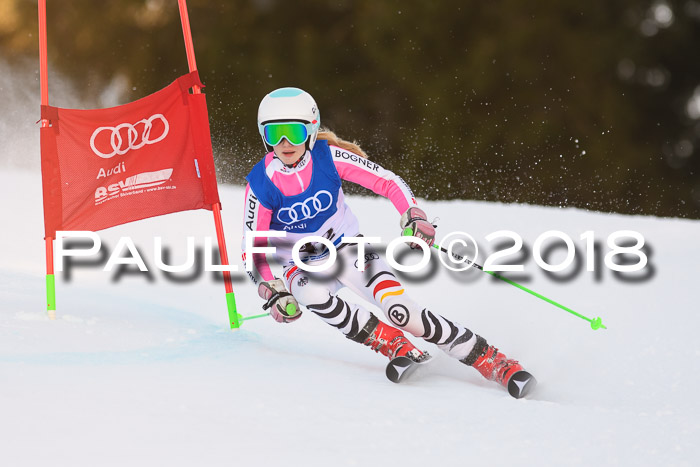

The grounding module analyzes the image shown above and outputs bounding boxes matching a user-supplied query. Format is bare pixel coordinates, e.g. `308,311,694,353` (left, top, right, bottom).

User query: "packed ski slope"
1,57,699,464
1,163,699,466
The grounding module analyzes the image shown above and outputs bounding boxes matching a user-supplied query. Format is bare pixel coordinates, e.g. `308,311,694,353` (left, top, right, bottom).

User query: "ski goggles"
259,121,315,146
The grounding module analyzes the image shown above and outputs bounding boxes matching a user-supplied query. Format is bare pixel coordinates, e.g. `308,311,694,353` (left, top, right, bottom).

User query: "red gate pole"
177,0,240,329
39,0,56,320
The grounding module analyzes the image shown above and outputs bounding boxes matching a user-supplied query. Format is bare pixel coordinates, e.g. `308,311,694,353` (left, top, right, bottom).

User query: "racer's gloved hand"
399,207,436,249
258,279,302,323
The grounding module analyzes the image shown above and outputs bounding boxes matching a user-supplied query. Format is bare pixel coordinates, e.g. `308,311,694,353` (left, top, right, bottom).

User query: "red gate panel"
40,71,220,237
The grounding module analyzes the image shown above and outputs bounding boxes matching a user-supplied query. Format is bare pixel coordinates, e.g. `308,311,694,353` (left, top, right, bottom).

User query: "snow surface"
1,65,699,464
2,164,699,467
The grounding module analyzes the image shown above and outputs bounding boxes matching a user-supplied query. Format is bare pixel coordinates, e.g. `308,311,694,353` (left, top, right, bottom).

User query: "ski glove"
258,279,302,323
399,207,436,249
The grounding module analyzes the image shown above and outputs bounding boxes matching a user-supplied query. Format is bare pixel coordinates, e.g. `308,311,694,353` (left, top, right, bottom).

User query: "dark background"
3,0,700,218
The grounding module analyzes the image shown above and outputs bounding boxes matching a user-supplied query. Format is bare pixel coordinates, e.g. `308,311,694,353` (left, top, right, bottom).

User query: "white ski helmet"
257,87,320,151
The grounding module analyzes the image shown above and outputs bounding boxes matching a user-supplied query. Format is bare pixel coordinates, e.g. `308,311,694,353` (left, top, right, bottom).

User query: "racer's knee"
380,296,426,338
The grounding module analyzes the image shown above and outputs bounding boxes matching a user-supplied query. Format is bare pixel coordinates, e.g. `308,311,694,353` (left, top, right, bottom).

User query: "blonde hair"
317,127,368,158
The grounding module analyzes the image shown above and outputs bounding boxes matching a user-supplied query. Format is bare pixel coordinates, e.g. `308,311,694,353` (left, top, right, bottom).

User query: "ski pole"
233,302,297,326
231,311,271,328
239,312,271,322
402,228,606,330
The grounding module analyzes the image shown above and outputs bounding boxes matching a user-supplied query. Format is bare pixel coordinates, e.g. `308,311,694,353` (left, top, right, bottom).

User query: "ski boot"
348,314,427,362
462,336,536,399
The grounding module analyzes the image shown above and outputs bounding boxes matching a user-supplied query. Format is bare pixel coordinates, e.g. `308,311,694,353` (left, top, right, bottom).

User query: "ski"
506,370,537,399
385,352,433,383
385,352,537,399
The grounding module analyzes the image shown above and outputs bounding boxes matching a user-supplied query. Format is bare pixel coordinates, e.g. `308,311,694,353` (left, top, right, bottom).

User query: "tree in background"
2,0,698,218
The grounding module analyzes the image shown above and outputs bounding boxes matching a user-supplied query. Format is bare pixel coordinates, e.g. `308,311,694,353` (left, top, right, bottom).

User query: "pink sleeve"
330,145,417,214
241,184,275,283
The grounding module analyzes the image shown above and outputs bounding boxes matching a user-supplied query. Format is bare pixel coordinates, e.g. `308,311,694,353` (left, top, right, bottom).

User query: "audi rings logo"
90,114,169,159
277,190,333,225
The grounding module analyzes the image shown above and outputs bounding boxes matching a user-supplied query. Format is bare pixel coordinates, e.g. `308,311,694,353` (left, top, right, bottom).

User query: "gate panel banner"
40,71,220,237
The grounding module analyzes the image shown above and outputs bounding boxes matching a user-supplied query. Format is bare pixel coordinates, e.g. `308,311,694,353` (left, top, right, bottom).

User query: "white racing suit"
241,140,482,361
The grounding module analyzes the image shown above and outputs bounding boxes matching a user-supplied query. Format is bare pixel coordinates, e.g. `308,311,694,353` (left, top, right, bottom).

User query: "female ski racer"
241,87,535,398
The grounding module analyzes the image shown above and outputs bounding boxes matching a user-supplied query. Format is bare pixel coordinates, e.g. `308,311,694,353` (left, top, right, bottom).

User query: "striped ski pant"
282,243,478,361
